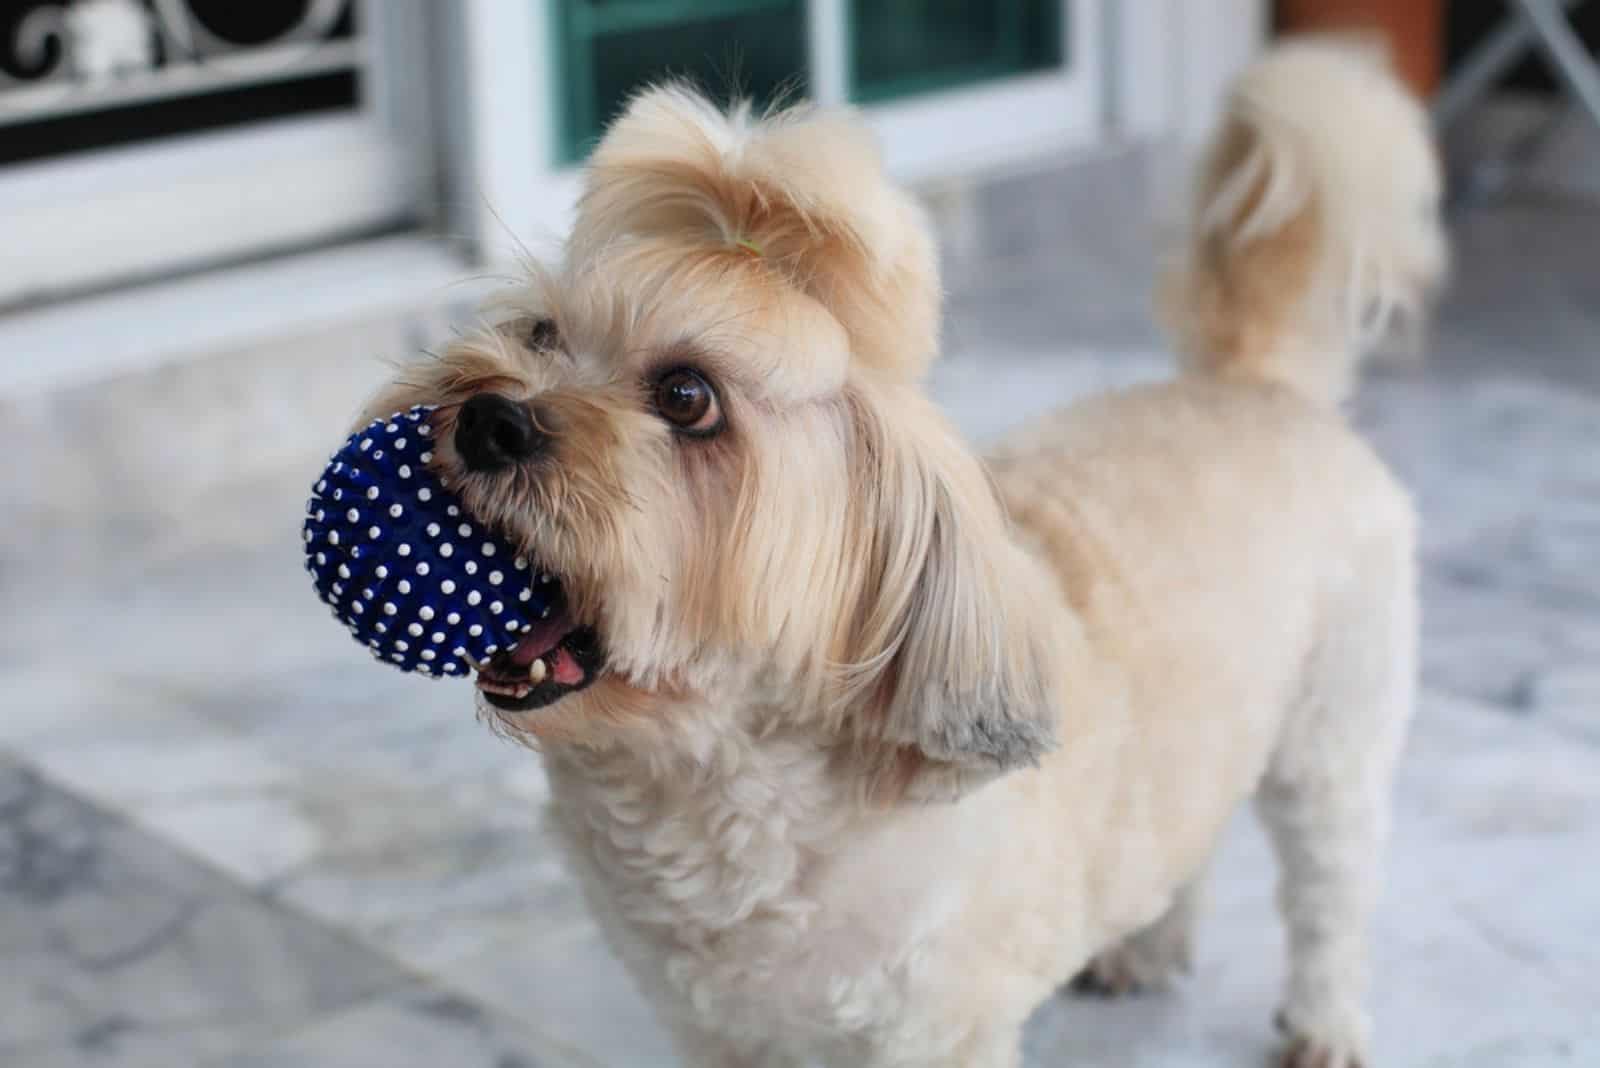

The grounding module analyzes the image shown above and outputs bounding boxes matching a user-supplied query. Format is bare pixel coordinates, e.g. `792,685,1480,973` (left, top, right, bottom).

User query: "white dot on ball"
484,644,499,655
426,523,440,537
332,582,343,595
419,425,432,437
453,647,466,657
421,650,436,661
506,620,519,632
366,486,379,500
518,589,531,602
352,602,365,614
391,652,404,662
467,591,482,606
386,423,398,433
395,438,407,450
327,531,340,546
399,465,412,479
432,632,445,643
360,438,372,451
464,561,478,575
447,612,461,625
384,602,398,615
316,480,327,492
315,509,325,521
303,530,313,543
389,504,403,518
369,526,381,539
375,622,388,633
490,601,503,614
376,565,389,579
344,509,358,523
332,489,343,500
398,579,412,594
315,552,326,565
514,558,528,571
363,588,374,599
440,580,456,595
489,571,503,586
408,623,423,636
446,505,458,516
419,606,435,621
443,663,457,673
372,450,384,460
418,488,432,502
481,543,496,557
332,461,344,472
468,624,483,637
337,564,351,579
396,640,409,651
398,543,412,557
439,544,454,558
416,562,430,577
457,524,472,537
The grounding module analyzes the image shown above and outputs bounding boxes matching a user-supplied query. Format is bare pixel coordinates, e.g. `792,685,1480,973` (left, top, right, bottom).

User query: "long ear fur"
570,85,941,380
838,386,1064,801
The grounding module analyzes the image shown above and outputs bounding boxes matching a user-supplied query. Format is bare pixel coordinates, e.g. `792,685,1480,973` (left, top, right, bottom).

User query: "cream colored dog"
367,38,1446,1068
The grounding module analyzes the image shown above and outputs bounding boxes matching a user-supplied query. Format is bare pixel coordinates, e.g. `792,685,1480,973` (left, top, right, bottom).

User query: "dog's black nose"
455,393,546,473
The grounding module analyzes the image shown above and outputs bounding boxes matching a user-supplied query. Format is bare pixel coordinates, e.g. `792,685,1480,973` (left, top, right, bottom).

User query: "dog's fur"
367,38,1445,1068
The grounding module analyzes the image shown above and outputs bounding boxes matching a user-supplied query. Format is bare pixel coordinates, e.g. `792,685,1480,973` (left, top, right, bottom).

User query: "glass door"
849,0,1065,104
542,0,1097,173
448,1,1102,262
552,0,811,164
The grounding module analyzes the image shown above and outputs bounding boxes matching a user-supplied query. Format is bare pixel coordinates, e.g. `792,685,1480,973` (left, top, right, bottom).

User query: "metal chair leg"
1515,0,1600,132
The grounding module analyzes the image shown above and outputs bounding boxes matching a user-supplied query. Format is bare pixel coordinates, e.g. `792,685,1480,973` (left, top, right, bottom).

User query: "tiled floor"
3,165,1599,1066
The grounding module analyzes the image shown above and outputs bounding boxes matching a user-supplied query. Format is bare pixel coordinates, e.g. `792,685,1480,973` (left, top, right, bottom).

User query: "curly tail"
1160,36,1449,407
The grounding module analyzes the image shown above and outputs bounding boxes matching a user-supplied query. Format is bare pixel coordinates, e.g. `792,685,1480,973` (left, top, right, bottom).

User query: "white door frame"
1108,0,1269,146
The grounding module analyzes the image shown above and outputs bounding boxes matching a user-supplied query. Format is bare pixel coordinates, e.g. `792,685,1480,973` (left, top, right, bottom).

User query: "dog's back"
984,39,1444,1067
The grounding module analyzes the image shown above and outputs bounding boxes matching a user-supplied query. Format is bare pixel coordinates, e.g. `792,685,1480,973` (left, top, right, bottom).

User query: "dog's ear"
571,85,941,380
836,387,1065,802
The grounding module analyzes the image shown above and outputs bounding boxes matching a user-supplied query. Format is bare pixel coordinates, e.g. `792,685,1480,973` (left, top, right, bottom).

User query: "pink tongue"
508,614,570,666
550,644,584,686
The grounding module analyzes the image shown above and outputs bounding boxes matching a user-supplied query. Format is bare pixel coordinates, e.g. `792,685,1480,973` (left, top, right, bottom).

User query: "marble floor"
2,168,1599,1067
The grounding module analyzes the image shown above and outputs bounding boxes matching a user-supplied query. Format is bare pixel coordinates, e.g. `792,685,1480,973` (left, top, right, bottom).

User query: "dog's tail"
1159,37,1449,408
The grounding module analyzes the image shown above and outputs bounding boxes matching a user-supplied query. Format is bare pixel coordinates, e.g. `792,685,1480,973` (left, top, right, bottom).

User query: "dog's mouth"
474,590,605,712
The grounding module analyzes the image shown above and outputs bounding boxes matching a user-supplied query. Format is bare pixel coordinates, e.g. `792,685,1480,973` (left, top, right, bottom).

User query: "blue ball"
303,406,559,678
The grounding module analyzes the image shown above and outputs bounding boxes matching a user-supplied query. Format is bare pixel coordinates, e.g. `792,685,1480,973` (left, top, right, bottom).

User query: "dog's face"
368,89,1061,797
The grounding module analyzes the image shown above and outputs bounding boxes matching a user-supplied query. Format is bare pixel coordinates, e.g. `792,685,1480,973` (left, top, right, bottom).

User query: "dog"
364,37,1446,1068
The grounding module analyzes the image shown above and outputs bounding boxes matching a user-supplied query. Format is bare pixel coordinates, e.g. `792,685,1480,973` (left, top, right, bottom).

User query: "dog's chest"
542,739,965,1037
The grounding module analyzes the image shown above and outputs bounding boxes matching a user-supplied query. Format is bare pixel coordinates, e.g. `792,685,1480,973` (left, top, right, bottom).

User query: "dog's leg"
667,1024,778,1068
1256,541,1416,1068
1070,874,1204,997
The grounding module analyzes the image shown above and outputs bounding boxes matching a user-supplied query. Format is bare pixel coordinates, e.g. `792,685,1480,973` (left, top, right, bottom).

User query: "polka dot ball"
303,406,559,678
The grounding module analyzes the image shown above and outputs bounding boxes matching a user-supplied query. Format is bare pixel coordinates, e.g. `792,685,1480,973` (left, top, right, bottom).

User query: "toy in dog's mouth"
474,587,605,711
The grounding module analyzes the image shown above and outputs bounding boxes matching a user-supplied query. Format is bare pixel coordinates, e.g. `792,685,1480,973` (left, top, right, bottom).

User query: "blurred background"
1,2,1596,1066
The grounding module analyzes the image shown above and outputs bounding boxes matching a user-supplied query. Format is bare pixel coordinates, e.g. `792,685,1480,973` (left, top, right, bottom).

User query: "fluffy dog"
366,37,1445,1068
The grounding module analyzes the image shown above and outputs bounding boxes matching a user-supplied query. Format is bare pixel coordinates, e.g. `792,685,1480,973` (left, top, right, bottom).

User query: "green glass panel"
849,0,1064,104
554,0,809,164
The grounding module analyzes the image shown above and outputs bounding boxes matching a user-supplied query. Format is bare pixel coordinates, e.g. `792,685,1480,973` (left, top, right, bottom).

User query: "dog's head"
369,88,1062,800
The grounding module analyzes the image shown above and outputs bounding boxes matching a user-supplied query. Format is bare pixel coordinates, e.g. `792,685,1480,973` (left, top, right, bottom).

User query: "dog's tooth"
529,657,548,684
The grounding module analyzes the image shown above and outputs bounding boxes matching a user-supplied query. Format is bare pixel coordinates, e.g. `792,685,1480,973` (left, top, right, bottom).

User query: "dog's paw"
1275,1033,1367,1068
1273,1008,1369,1068
1068,932,1192,998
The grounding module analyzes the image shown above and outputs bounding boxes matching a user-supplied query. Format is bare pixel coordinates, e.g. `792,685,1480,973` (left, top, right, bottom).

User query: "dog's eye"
653,368,722,436
528,318,559,350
